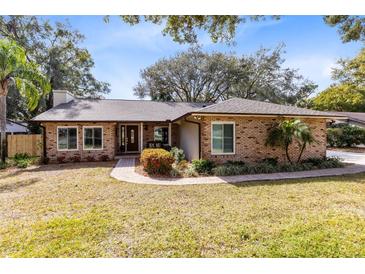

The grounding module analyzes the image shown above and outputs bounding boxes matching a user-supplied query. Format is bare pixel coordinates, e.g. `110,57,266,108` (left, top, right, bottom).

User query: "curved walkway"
110,156,365,186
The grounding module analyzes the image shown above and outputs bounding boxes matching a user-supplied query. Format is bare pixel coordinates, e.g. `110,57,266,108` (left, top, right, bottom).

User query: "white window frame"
83,126,104,151
211,121,235,155
57,126,79,151
153,126,169,144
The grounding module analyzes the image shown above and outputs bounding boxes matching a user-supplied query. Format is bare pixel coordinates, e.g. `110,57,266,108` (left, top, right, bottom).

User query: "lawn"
1,161,365,258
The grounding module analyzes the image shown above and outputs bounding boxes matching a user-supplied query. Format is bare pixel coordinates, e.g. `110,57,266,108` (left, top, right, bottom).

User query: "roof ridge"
74,98,208,104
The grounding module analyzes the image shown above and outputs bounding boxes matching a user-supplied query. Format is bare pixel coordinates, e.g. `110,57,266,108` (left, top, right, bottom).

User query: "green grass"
1,161,365,257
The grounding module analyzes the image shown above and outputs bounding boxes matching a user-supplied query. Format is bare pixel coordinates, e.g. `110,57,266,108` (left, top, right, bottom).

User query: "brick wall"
42,122,117,163
199,116,327,164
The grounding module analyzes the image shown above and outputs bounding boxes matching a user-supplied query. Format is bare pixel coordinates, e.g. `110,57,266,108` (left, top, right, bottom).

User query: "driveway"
327,150,365,165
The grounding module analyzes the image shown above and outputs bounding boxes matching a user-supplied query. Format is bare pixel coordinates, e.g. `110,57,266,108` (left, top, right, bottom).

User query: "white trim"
56,126,79,151
168,123,172,146
211,121,236,155
82,126,104,151
140,122,144,151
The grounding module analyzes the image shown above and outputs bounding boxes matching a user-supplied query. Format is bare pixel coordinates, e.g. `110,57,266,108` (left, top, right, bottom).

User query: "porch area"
115,121,180,156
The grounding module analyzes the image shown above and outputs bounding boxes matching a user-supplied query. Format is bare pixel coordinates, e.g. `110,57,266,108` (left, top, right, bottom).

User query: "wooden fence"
7,134,43,157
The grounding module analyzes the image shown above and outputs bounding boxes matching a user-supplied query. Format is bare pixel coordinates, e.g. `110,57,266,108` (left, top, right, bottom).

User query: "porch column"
168,122,172,146
140,122,144,152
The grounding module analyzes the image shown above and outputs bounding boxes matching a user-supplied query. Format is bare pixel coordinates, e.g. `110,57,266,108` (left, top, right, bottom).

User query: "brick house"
32,90,343,163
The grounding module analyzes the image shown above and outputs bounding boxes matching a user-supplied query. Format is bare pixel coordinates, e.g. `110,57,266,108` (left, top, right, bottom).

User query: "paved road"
327,150,365,165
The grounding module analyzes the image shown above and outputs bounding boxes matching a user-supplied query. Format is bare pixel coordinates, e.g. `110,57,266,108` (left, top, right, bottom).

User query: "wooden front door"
126,125,139,152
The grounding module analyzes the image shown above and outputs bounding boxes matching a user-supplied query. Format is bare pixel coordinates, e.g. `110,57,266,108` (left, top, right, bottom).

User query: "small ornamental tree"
266,119,315,163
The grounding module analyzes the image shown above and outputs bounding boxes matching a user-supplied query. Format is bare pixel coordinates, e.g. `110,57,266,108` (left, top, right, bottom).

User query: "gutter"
184,117,201,159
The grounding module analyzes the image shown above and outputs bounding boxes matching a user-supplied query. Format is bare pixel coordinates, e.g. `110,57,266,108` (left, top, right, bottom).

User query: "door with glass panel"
125,125,139,152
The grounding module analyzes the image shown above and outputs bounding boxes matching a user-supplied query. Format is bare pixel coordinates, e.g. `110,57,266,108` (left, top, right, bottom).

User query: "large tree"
134,46,316,104
0,16,110,120
115,16,280,44
324,16,365,43
0,39,50,161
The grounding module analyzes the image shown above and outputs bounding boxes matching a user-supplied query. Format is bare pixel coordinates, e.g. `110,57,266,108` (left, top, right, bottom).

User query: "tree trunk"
0,95,7,162
285,144,292,164
297,143,306,163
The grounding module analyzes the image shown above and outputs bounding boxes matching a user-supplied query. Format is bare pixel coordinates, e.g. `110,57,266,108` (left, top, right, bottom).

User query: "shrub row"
327,124,365,147
212,157,344,176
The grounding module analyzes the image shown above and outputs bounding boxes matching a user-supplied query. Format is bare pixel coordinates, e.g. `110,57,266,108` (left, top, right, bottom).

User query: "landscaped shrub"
212,157,343,176
260,157,278,166
57,156,66,164
327,124,365,147
12,153,39,168
140,148,174,175
213,164,249,176
170,147,185,163
0,161,8,169
86,155,95,162
71,155,81,162
192,159,215,175
176,159,188,170
100,155,109,162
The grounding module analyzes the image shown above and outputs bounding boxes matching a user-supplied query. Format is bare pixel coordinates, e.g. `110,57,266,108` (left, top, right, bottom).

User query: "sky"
48,15,363,99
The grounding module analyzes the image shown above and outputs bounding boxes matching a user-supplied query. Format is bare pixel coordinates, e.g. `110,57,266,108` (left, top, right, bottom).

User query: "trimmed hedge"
212,157,343,176
140,148,174,175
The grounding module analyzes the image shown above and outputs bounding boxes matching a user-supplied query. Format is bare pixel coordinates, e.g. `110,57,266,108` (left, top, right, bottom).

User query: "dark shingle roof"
32,99,208,122
194,98,342,118
330,111,365,125
32,97,344,122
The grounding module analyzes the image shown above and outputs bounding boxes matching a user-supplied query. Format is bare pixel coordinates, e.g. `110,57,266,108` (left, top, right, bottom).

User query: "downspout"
39,123,47,163
184,117,201,159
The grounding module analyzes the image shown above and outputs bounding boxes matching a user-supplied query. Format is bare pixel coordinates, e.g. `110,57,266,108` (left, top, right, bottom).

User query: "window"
211,122,235,154
154,127,169,144
57,127,78,150
83,127,103,150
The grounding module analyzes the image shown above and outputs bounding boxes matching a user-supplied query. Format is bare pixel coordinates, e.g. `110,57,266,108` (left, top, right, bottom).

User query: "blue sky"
48,15,363,99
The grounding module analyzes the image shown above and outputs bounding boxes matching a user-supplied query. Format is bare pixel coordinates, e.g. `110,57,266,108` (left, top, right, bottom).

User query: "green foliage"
213,157,343,176
312,84,365,111
324,16,365,43
191,159,215,175
0,160,7,169
0,39,50,110
11,153,38,168
117,16,280,44
140,148,174,175
135,46,316,105
327,124,365,147
0,16,110,120
170,147,185,163
266,119,315,163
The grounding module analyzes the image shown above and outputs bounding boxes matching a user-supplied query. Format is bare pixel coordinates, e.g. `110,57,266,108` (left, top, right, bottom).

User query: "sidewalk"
110,157,365,186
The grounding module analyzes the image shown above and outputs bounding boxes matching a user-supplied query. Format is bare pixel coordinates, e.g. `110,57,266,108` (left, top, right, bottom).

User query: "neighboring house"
6,120,29,135
329,111,365,128
32,90,343,163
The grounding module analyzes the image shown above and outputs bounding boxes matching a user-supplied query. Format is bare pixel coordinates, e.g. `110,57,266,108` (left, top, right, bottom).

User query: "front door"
126,125,139,152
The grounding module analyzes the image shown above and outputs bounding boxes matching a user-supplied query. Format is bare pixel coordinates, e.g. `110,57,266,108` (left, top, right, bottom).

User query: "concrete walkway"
110,156,365,185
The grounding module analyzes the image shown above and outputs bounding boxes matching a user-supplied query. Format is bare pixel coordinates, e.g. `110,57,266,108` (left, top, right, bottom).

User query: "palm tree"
266,119,315,163
0,39,50,162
